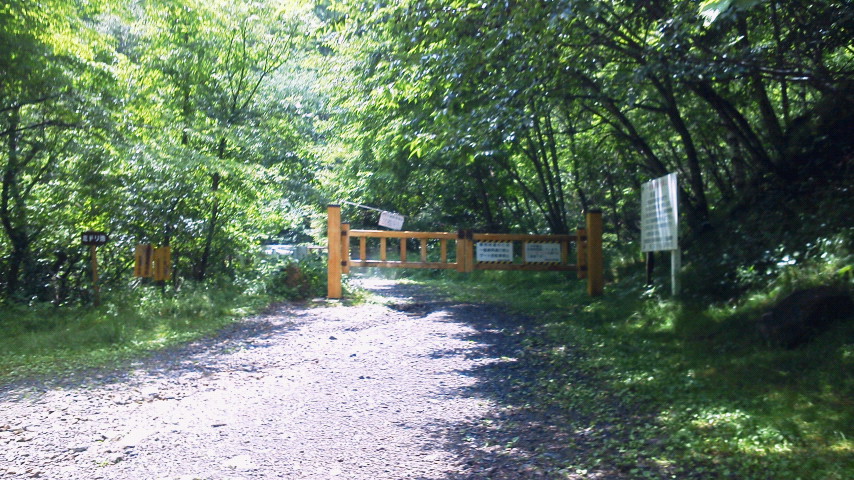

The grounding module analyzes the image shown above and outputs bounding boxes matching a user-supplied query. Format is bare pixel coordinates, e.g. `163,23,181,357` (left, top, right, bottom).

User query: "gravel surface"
0,279,595,479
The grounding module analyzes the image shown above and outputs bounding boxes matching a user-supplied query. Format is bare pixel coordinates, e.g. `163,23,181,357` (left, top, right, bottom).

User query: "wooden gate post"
585,209,604,296
456,230,467,273
327,204,343,298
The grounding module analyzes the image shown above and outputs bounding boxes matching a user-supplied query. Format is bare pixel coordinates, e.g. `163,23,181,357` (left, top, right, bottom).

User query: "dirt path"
1,279,589,479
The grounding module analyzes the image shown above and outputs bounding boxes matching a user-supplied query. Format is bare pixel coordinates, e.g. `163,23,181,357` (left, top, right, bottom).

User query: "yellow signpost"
153,246,172,282
134,244,154,278
135,244,170,282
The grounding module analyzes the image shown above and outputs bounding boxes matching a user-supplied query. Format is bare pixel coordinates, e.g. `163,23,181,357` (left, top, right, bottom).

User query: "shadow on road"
360,279,660,480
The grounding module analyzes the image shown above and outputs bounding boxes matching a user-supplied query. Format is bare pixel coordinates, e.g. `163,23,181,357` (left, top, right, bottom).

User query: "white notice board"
378,211,405,230
640,173,679,252
524,243,561,263
476,242,513,262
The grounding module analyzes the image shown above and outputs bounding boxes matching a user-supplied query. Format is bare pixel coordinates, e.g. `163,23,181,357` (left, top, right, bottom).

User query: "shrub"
257,252,327,300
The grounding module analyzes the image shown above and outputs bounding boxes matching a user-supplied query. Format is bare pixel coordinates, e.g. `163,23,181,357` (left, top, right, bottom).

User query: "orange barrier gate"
326,204,604,298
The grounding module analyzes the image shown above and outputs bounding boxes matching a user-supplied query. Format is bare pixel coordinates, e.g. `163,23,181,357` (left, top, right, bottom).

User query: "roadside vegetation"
389,171,854,479
2,1,852,477
405,243,852,479
0,254,327,381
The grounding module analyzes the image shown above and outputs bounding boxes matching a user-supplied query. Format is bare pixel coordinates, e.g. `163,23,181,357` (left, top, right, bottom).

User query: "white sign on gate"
476,242,513,262
640,173,679,253
378,211,405,230
524,242,561,263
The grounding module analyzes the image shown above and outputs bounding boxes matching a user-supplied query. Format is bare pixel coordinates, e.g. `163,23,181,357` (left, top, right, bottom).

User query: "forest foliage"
1,0,852,305
2,2,852,477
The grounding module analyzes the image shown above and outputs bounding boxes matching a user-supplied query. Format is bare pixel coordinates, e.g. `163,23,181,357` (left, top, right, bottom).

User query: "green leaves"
0,0,330,300
699,0,765,25
328,0,853,248
0,0,123,299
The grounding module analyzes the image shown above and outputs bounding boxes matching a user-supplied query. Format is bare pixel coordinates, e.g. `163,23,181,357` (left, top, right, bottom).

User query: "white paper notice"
378,211,405,230
476,242,513,262
524,242,561,263
640,173,679,252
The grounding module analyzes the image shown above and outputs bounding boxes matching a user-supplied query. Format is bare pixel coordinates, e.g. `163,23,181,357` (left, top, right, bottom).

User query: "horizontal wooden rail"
349,260,459,269
475,263,579,272
349,230,457,239
472,233,578,242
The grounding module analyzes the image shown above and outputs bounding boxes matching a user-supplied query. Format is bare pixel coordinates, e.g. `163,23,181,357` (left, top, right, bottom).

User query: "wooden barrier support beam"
351,260,459,269
585,210,604,296
561,239,569,266
456,231,466,273
464,230,475,273
347,230,456,239
522,241,528,264
327,204,342,299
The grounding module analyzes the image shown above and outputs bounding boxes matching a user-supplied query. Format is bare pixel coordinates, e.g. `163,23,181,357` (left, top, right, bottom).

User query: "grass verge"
409,268,853,479
0,254,331,383
0,282,270,382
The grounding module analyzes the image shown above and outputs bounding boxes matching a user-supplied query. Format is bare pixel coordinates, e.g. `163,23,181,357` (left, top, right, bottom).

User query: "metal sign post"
90,245,99,306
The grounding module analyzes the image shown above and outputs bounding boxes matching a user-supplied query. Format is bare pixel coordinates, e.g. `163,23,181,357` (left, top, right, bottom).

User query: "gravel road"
1,279,594,480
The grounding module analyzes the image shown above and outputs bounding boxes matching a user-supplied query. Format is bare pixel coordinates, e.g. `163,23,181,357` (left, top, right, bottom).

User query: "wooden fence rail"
345,230,463,271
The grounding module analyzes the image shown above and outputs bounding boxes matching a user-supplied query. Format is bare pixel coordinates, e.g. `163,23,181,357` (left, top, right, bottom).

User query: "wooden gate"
326,204,604,298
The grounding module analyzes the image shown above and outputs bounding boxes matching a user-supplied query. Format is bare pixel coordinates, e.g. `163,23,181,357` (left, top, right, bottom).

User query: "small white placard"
476,242,513,262
641,173,679,252
525,242,561,263
378,211,404,230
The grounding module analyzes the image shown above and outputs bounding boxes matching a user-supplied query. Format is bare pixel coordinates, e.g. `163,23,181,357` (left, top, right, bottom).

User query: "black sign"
82,231,109,246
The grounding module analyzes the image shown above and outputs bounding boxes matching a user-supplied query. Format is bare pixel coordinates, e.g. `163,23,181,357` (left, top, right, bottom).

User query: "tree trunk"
738,18,785,164
688,80,777,177
473,162,498,231
196,137,226,281
649,75,709,230
1,107,27,298
570,70,670,178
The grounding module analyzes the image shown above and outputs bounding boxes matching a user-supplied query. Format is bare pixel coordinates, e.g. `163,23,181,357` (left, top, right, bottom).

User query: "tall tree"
135,0,309,280
1,0,118,298
327,0,852,237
